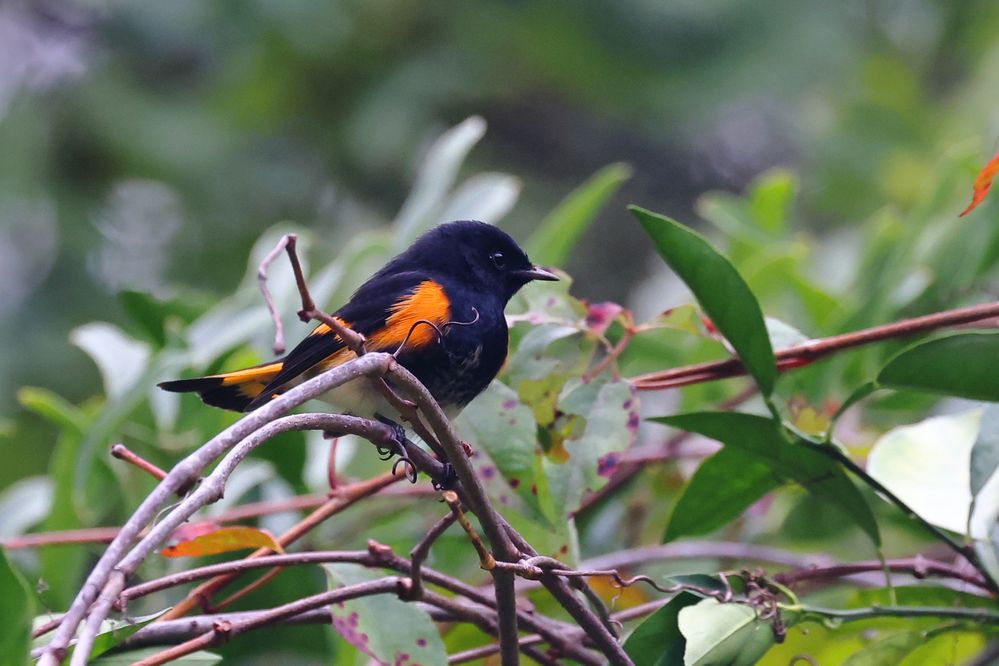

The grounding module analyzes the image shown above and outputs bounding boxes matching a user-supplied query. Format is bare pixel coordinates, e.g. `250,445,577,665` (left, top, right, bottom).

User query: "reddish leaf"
168,521,219,542
960,152,999,217
160,526,284,558
585,301,624,334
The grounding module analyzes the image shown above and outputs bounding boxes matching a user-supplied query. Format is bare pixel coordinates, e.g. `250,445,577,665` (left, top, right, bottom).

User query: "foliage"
5,4,999,663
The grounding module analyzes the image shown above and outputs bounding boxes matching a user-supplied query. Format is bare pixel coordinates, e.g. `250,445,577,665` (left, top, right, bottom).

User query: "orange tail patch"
159,362,283,412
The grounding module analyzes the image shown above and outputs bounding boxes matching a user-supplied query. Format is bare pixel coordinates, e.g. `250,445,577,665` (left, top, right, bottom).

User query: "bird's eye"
489,251,506,269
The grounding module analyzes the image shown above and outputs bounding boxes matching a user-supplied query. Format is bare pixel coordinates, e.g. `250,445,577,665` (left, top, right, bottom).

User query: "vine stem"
794,604,999,624
631,300,999,390
800,436,999,595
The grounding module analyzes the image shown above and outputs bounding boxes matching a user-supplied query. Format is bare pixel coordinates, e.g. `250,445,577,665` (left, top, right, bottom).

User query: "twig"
448,599,671,664
409,511,458,599
500,517,633,665
444,491,494,570
796,604,999,624
110,443,167,481
775,556,989,591
363,542,601,665
157,472,401,620
133,578,407,666
69,409,401,665
38,353,397,666
121,606,456,649
577,384,757,516
799,437,999,594
578,542,835,572
3,527,121,550
256,233,294,354
631,300,999,390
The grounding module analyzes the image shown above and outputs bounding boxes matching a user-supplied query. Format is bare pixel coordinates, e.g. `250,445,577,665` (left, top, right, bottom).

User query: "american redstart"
159,221,558,421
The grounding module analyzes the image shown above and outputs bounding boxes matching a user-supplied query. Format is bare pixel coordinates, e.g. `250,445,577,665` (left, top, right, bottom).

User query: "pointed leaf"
971,405,999,496
959,151,999,217
394,116,487,246
877,332,999,402
665,447,781,542
160,526,284,558
655,412,880,546
867,410,980,536
325,563,446,666
0,549,33,665
529,163,632,267
624,592,701,666
630,206,776,395
70,323,151,399
678,598,775,666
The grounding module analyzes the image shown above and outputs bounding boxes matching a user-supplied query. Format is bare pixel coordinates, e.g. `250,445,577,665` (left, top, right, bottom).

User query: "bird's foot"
432,463,458,491
375,413,418,483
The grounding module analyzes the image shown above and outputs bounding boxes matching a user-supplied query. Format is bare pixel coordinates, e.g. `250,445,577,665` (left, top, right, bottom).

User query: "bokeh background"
4,1,999,662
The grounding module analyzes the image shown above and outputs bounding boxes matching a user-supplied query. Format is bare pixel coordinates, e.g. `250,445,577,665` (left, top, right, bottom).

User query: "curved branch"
632,300,999,390
68,409,398,665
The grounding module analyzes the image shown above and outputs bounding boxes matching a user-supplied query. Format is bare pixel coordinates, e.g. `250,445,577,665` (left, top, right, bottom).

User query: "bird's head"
397,221,558,301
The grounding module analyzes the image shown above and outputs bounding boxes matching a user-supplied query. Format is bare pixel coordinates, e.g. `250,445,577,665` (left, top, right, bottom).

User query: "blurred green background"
4,1,999,662
5,0,998,432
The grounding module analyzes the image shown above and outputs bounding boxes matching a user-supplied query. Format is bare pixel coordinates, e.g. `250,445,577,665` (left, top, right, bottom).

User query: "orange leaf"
960,151,999,217
160,525,284,558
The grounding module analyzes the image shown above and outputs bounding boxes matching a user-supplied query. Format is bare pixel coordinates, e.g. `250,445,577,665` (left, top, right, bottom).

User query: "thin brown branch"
449,598,670,664
39,354,398,666
775,556,990,591
256,233,293,354
444,491,494,570
2,527,121,550
409,511,458,599
134,578,406,666
110,443,167,481
157,471,400,620
631,300,999,390
72,412,405,664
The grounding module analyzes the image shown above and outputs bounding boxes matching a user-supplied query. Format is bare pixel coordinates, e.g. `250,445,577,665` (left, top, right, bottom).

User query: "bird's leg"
374,413,418,482
432,463,457,491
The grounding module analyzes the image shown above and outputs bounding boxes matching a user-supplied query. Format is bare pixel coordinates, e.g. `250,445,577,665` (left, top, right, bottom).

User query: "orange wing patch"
369,280,451,351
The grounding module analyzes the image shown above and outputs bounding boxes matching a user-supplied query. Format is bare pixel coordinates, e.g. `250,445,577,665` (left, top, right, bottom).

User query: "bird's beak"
516,266,560,282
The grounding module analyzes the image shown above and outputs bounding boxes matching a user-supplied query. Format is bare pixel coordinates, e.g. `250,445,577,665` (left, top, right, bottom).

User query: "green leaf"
17,387,86,435
0,477,53,538
69,609,171,662
655,412,880,547
70,322,151,400
747,168,796,235
528,163,632,267
324,564,447,666
0,549,33,666
677,598,775,666
394,116,488,247
91,649,221,664
459,381,546,519
118,289,205,347
545,378,639,519
665,447,782,542
867,409,980,536
843,627,957,666
877,332,999,401
970,404,999,496
437,173,520,225
623,592,701,666
630,206,776,395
